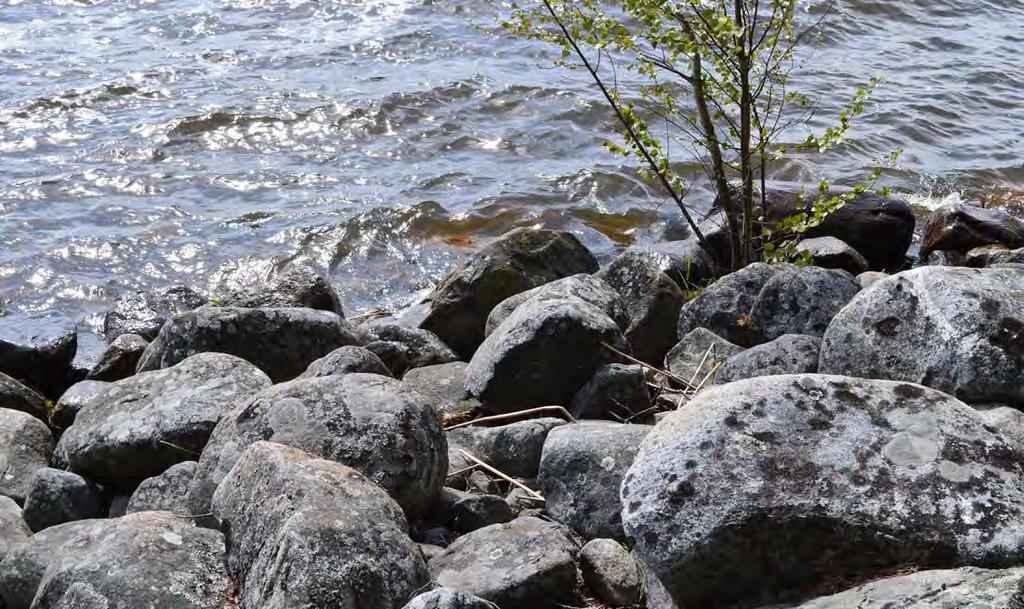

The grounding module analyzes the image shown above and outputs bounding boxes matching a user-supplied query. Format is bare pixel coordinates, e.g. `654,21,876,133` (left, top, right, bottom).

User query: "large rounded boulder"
621,374,1024,608
0,409,54,503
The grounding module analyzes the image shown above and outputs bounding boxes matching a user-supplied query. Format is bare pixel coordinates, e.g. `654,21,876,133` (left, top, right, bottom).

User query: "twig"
159,440,200,456
445,406,577,431
688,343,717,388
458,450,544,501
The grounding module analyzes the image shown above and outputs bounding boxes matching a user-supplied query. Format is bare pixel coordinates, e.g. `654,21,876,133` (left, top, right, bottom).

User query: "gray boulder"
213,264,344,316
484,274,629,337
796,236,870,275
788,567,1024,609
642,240,717,287
0,497,30,559
402,588,499,609
747,264,859,344
104,284,207,341
921,202,1024,259
429,516,581,609
0,372,47,422
57,352,270,488
85,332,148,382
965,245,1024,268
0,511,232,609
402,362,477,420
677,262,780,346
466,296,626,413
136,306,360,382
570,363,651,421
356,322,459,376
433,487,516,533
857,271,889,290
664,327,745,384
580,538,643,607
0,316,77,400
717,334,821,384
419,228,599,358
188,373,446,520
819,267,1024,407
50,379,107,431
977,406,1024,449
621,374,1024,608
212,441,429,609
0,409,53,503
539,422,651,540
596,248,688,365
126,460,197,514
447,417,566,479
21,468,103,532
298,344,391,378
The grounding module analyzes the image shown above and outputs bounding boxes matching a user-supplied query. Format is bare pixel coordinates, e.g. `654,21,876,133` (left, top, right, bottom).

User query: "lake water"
1,0,1022,359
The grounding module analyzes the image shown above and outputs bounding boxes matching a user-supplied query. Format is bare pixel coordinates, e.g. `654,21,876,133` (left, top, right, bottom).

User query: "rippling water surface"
1,0,1022,359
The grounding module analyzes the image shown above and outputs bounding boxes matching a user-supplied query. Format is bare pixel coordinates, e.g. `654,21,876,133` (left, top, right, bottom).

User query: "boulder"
977,406,1024,448
0,511,232,609
621,374,1024,608
213,264,344,316
126,460,197,514
484,274,629,337
103,284,207,341
0,497,30,559
677,262,780,346
642,240,717,287
921,202,1024,259
796,236,870,275
596,248,687,365
419,228,599,358
539,422,651,540
0,316,77,399
188,373,446,520
0,409,53,503
50,379,107,431
0,372,47,422
85,332,148,382
21,468,103,532
57,352,270,488
429,516,581,609
857,271,889,290
466,296,625,413
356,323,459,376
964,244,1024,268
136,306,360,382
716,334,821,383
212,441,429,609
298,345,391,378
402,588,499,609
746,264,859,344
447,418,566,479
570,364,651,421
788,567,1024,609
402,362,478,419
432,487,516,533
665,328,745,384
579,539,643,607
819,267,1024,407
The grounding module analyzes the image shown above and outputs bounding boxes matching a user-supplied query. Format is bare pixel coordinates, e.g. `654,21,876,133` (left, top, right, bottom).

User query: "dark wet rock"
677,262,780,346
433,487,515,533
0,372,48,422
921,202,1024,259
447,418,566,479
107,494,130,519
645,239,718,286
103,284,207,342
0,409,53,503
964,244,1024,267
188,373,446,520
126,460,197,514
356,322,459,376
21,468,103,532
924,250,966,266
298,344,391,378
466,296,626,413
50,379,107,431
716,334,821,384
0,316,77,400
787,567,1024,609
665,327,745,384
819,267,1024,407
419,228,599,358
484,273,629,337
596,248,688,365
621,374,1024,608
857,271,889,290
796,236,870,275
58,352,270,489
539,422,650,541
0,497,30,559
136,305,360,382
570,363,651,421
0,511,232,609
747,264,859,344
402,361,477,419
402,588,499,609
580,538,643,608
764,187,915,271
212,441,429,609
85,332,148,382
429,516,581,609
214,264,345,316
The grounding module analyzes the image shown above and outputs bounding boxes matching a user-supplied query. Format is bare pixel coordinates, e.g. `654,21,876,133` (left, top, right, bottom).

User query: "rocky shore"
0,191,1023,608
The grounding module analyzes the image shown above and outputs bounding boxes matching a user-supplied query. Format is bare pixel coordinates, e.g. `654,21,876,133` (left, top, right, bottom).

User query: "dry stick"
444,406,577,431
601,342,695,390
159,440,200,457
458,450,544,501
694,360,725,394
688,343,718,388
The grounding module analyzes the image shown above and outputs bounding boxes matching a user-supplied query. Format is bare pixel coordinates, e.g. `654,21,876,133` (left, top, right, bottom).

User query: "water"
1,0,1022,360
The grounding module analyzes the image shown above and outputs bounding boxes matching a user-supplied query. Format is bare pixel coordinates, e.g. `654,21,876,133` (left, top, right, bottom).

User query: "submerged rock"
103,284,207,342
921,202,1024,258
622,374,1024,608
0,409,53,503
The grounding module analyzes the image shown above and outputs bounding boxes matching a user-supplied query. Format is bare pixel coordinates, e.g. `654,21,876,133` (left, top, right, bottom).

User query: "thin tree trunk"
736,0,754,266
